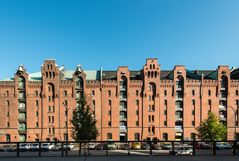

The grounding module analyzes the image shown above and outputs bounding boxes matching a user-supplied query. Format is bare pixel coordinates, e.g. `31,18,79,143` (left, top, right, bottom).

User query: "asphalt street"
0,156,239,161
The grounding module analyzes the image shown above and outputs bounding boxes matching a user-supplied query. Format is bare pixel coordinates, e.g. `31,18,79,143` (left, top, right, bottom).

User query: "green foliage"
196,111,227,141
71,96,99,142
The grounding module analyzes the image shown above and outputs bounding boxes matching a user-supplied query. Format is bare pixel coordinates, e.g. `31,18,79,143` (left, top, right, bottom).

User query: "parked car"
216,142,232,150
0,145,16,152
30,143,39,151
142,143,150,150
119,143,130,150
88,143,96,149
95,143,107,150
161,143,172,150
19,143,31,151
41,143,54,151
170,146,193,155
131,142,141,149
63,143,75,151
107,141,116,150
51,144,62,151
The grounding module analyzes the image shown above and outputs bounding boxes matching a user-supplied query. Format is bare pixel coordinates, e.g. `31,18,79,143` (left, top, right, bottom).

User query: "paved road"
0,156,239,161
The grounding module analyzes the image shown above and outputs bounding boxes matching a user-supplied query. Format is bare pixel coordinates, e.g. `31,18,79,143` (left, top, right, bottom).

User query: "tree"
71,96,99,154
196,111,227,141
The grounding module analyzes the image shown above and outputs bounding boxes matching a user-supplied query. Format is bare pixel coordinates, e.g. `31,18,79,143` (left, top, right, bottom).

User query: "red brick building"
0,58,239,142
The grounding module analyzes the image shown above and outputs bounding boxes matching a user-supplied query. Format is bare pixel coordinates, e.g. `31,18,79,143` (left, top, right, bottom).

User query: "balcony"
175,117,183,122
120,116,127,121
176,85,183,91
18,107,26,112
18,96,26,102
219,115,227,121
18,84,25,90
219,105,226,111
120,86,127,91
175,126,183,132
18,129,27,134
120,107,127,112
176,106,183,111
119,126,127,132
18,117,26,122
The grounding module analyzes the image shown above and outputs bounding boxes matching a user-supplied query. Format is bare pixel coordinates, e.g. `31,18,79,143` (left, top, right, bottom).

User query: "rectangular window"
64,90,67,96
7,122,10,128
164,121,167,126
52,128,55,134
192,110,195,115
136,110,139,115
92,90,95,96
136,121,139,126
52,116,54,123
152,115,154,122
6,134,10,142
164,110,167,115
192,100,195,106
208,90,211,96
108,121,111,127
108,100,111,106
36,111,38,116
36,100,39,106
36,122,39,128
152,105,155,111
192,90,195,96
164,100,167,106
208,100,212,106
148,115,151,122
136,100,139,106
192,121,195,126
108,90,111,96
164,90,167,96
136,90,139,96
48,96,51,102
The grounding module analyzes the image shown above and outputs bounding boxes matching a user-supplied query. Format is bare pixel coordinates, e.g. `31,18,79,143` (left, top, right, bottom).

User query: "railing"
0,140,238,157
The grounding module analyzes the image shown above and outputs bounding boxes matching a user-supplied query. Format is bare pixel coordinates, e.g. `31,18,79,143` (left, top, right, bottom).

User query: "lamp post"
227,106,237,141
62,102,69,155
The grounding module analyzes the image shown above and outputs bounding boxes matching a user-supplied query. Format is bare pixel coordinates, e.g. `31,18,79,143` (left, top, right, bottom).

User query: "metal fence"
0,140,238,157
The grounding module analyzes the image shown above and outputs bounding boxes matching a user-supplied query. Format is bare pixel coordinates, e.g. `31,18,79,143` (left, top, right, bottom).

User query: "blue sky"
0,0,239,79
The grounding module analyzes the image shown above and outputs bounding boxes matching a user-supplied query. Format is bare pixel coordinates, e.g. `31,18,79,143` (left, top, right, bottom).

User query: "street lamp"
227,106,237,141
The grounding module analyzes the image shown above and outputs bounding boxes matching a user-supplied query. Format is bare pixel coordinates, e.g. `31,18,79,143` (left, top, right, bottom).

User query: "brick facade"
0,58,239,142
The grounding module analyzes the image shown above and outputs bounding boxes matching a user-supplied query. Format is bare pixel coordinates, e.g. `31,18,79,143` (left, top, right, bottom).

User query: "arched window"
148,71,150,78
154,71,157,78
163,133,168,141
107,133,112,140
150,64,152,69
135,133,140,141
18,76,25,88
176,76,184,89
151,71,154,78
76,76,83,89
120,76,127,90
190,133,196,141
175,120,183,126
221,76,228,89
